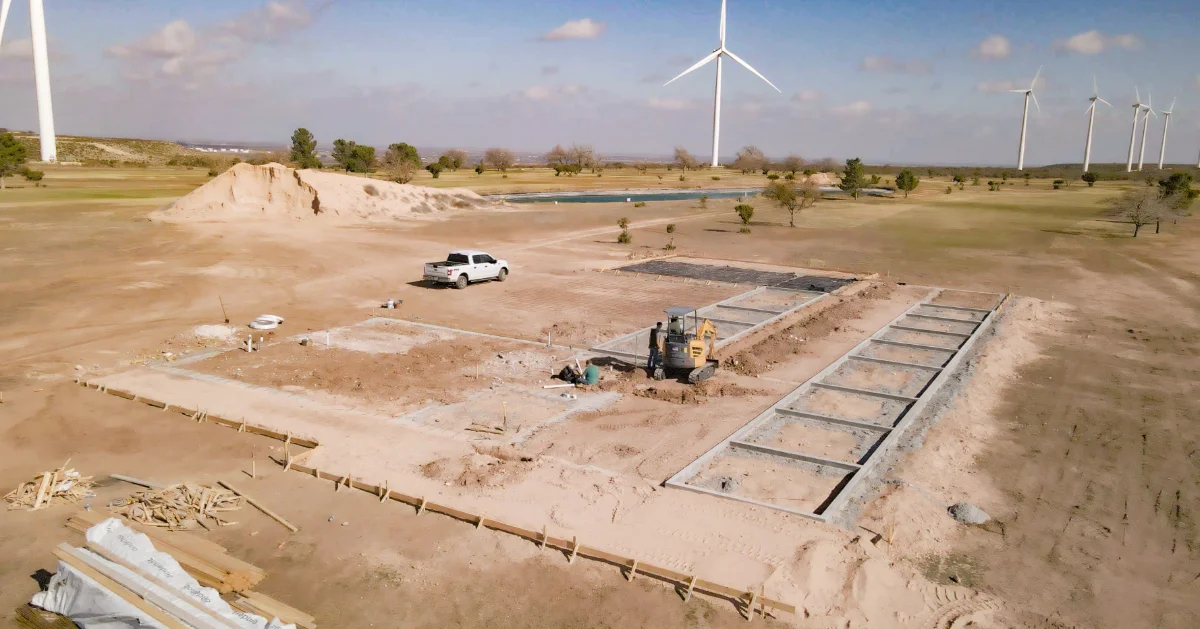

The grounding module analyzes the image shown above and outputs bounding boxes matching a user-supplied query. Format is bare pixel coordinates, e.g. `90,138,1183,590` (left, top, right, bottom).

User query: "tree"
1023,172,1031,186
1105,188,1166,237
384,160,417,183
781,155,805,176
441,149,468,170
952,174,966,190
0,132,29,189
839,158,865,199
674,146,699,172
1082,172,1097,187
732,146,766,174
816,157,838,173
1158,173,1198,206
426,162,444,178
289,128,320,169
617,217,632,244
21,168,44,187
971,176,981,186
734,203,754,233
568,144,595,172
545,144,569,167
384,143,420,169
332,139,375,173
666,223,676,234
484,148,515,172
475,163,485,176
765,181,802,227
799,179,822,211
1052,179,1064,190
895,169,919,198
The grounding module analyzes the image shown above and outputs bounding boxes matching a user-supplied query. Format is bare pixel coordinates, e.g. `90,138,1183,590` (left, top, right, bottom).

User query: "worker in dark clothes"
558,359,600,386
647,322,664,372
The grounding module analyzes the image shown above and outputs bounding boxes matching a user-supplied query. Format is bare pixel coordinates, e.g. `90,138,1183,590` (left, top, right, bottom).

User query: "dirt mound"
629,380,768,405
150,163,495,223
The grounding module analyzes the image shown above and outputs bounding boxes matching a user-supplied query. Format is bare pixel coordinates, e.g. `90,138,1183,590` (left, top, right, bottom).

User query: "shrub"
945,186,953,194
698,195,709,208
617,231,632,244
734,203,754,229
663,238,676,251
207,168,219,177
803,169,815,176
666,223,676,234
1053,179,1065,190
633,201,647,208
712,176,721,181
1082,172,1097,187
767,174,780,180
425,162,443,178
785,174,795,181
21,168,44,186
679,175,685,181
739,226,751,234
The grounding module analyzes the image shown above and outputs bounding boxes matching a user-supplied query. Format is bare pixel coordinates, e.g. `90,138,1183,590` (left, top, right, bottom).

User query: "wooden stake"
476,515,486,530
218,294,229,324
217,480,298,533
684,575,697,601
250,456,256,480
380,481,388,503
417,497,427,515
569,536,580,564
627,559,638,581
31,472,51,510
539,525,548,550
502,402,508,432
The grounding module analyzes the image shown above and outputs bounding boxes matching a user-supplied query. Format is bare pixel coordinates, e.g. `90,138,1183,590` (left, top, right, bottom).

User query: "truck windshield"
447,253,470,264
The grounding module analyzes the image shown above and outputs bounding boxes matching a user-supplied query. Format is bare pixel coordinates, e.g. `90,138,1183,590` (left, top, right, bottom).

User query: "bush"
945,186,953,194
803,169,816,176
712,176,721,181
666,223,676,234
698,195,709,209
617,231,632,244
1053,179,1065,190
425,162,443,178
734,203,754,228
633,201,647,208
738,226,751,234
207,168,219,177
21,168,44,186
663,238,676,251
785,174,795,181
1082,172,1097,187
679,175,685,181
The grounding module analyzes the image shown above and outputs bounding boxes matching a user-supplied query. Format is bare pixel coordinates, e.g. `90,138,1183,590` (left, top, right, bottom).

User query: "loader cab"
664,306,697,343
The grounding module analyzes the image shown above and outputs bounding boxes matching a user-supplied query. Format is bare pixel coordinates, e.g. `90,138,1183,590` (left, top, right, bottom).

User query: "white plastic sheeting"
32,518,294,629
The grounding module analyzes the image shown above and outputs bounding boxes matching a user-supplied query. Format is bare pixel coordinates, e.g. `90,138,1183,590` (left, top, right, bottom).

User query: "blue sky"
2,0,1199,165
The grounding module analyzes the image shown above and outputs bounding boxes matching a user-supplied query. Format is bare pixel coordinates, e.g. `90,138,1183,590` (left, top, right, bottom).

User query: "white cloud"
973,35,1011,60
858,56,930,74
832,101,872,116
1053,30,1142,55
540,18,606,41
0,38,34,60
648,97,692,111
791,89,822,104
104,1,316,84
524,85,553,101
522,84,587,101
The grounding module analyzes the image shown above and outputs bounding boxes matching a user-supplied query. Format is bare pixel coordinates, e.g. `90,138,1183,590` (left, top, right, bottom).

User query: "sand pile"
151,163,495,222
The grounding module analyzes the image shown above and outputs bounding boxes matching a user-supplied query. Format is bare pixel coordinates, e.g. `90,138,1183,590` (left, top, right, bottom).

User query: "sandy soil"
3,169,1199,628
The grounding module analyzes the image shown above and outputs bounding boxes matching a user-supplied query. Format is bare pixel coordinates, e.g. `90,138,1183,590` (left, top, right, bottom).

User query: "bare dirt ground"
2,168,1199,628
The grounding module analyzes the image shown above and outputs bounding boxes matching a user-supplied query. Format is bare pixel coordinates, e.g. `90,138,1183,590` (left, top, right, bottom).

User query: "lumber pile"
232,592,316,629
5,463,95,511
66,510,264,593
110,483,243,530
14,605,78,629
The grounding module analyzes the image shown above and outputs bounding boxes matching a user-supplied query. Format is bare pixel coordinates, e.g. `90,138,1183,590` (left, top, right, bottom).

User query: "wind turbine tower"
1157,98,1175,169
0,0,57,162
1007,67,1041,171
1083,77,1111,173
1126,88,1146,172
664,0,781,168
1137,93,1156,171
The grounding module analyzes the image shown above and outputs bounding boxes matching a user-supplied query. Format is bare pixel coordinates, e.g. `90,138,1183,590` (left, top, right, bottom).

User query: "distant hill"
12,133,223,165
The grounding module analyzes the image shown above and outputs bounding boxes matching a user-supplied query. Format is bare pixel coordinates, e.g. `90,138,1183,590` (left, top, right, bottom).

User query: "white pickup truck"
423,250,509,289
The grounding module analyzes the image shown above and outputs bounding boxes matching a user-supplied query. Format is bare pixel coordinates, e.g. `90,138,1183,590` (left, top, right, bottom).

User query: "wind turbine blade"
1086,102,1095,114
719,0,727,45
1097,97,1112,107
663,50,720,87
1031,91,1041,114
1135,86,1141,106
0,0,13,51
722,48,782,93
1030,65,1042,90
1006,89,1027,93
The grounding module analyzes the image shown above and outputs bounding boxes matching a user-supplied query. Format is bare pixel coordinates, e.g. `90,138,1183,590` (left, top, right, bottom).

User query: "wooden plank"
52,544,190,629
217,481,298,532
810,382,919,403
110,474,165,489
728,441,861,471
83,542,243,629
241,591,316,628
773,407,892,433
31,472,52,510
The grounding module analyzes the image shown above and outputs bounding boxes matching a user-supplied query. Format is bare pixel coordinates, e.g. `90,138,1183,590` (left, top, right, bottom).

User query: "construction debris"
109,483,243,530
5,463,95,511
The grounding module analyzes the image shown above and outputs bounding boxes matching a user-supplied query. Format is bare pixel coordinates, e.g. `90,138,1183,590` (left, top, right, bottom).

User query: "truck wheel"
455,275,469,289
497,268,508,282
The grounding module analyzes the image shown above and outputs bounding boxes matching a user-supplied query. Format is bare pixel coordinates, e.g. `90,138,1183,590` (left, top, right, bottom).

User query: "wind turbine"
1082,77,1111,173
1007,66,1041,171
664,0,781,168
1126,88,1146,172
1157,97,1175,169
0,0,57,162
1137,92,1156,171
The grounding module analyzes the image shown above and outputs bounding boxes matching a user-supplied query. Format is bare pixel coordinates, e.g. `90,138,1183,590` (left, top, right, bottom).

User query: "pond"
491,187,893,204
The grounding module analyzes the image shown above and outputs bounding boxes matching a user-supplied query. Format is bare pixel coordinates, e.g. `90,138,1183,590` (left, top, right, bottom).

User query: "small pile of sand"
151,163,495,223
